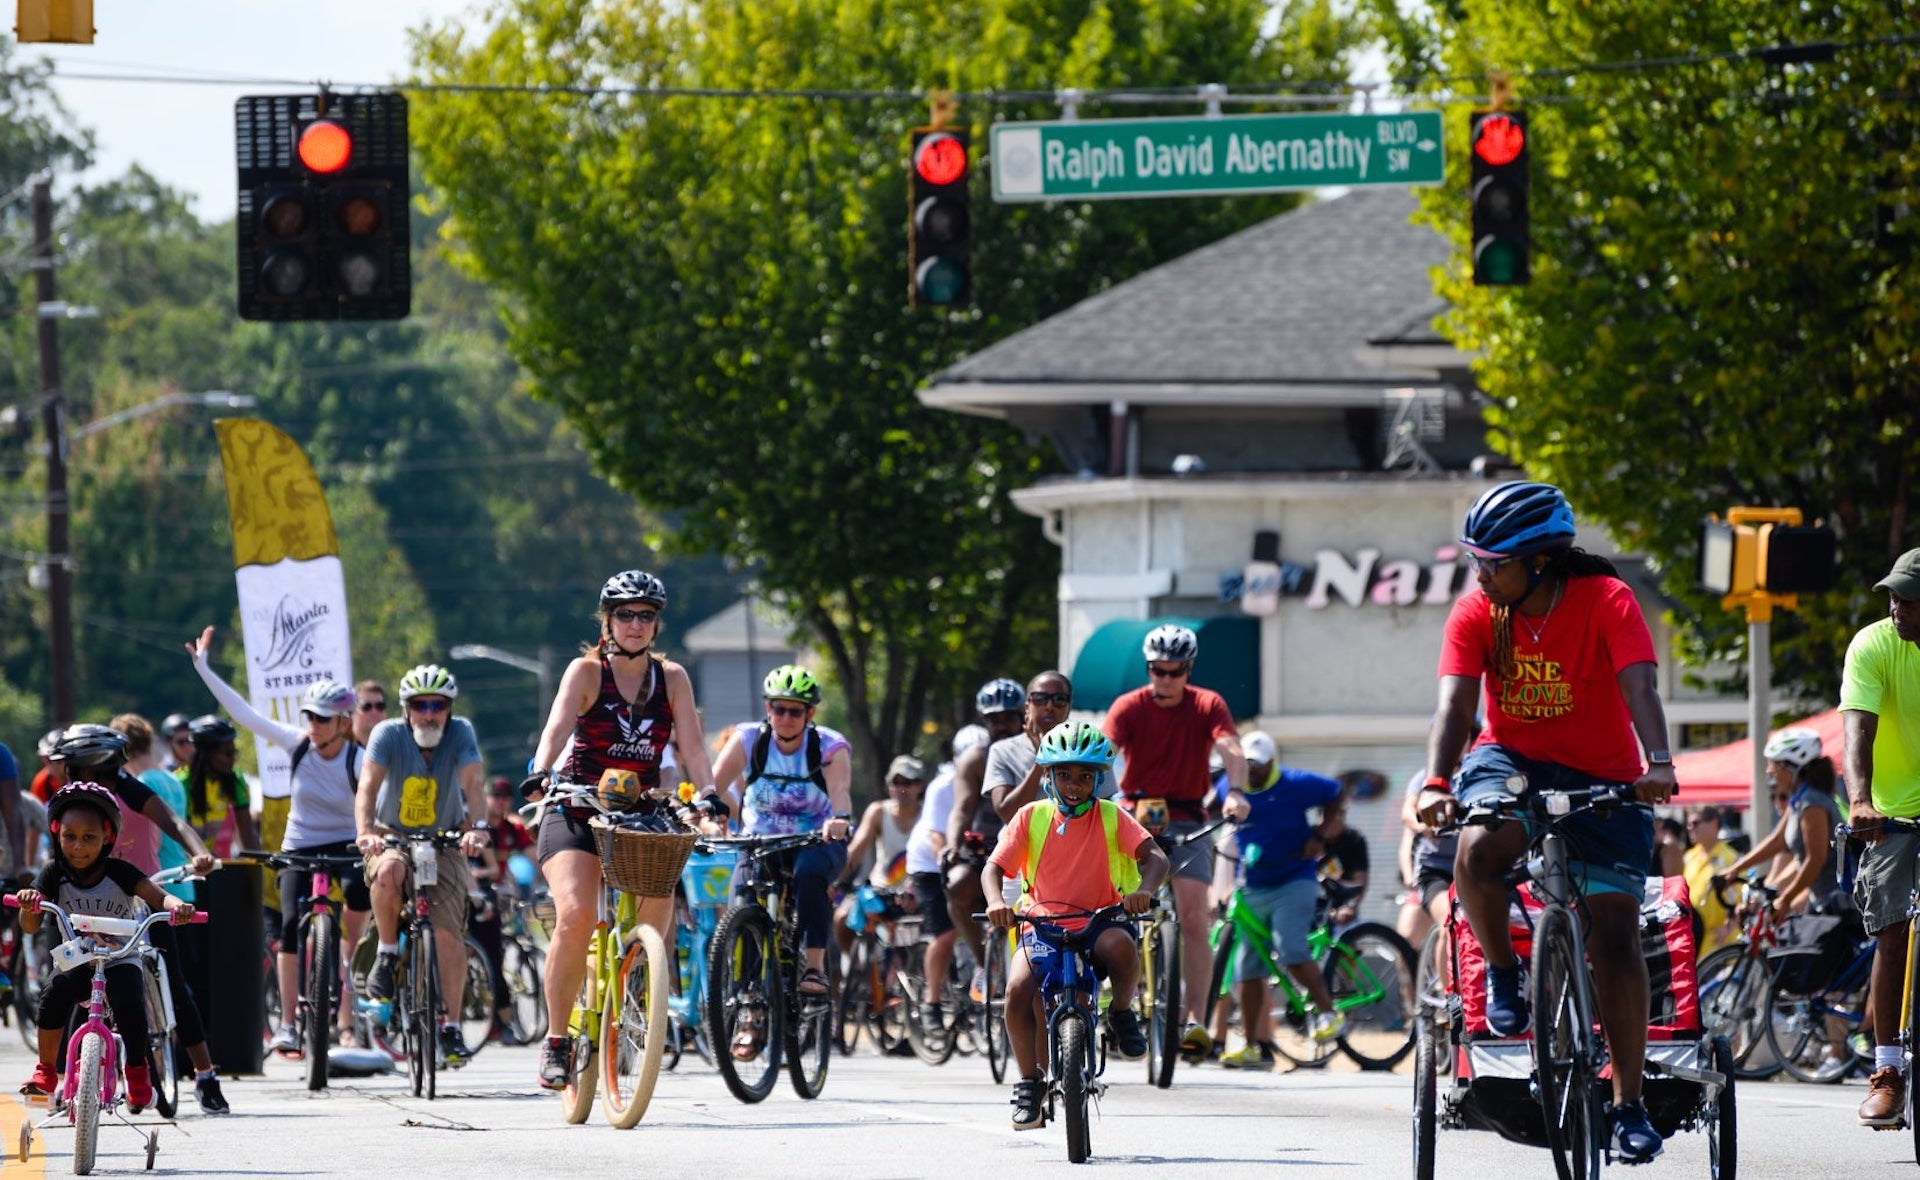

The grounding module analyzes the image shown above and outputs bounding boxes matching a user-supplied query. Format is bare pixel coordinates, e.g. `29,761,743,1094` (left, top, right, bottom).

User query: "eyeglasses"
359,700,387,713
1468,554,1521,576
409,699,450,715
1028,691,1072,707
1147,664,1191,680
768,702,808,719
888,777,922,788
611,607,659,625
169,734,193,745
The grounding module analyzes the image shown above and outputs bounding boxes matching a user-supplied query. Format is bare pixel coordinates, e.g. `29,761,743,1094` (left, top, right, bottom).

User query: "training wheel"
18,1118,31,1161
145,1130,158,1170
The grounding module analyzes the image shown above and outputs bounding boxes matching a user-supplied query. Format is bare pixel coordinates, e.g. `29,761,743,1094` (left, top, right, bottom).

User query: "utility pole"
32,175,74,725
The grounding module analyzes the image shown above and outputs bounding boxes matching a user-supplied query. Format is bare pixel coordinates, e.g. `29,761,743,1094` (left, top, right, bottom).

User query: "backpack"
289,737,362,790
746,723,825,792
1021,798,1142,902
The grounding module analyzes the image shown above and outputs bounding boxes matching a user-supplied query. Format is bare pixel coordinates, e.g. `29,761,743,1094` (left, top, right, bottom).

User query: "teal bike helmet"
1036,721,1114,821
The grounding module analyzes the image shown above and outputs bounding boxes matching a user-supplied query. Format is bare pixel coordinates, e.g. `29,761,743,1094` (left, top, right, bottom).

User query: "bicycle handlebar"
1159,815,1231,846
379,830,469,849
522,779,721,833
233,849,365,871
3,896,207,960
1442,783,1637,834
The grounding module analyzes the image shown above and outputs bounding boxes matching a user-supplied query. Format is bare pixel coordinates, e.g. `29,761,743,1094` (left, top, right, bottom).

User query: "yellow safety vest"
1021,798,1142,906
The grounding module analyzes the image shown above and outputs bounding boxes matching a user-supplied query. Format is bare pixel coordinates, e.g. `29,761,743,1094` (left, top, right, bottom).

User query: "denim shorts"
1234,876,1320,977
1455,743,1651,899
1019,915,1135,989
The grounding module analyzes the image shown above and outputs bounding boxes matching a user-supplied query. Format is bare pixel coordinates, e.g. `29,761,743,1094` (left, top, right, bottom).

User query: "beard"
410,720,445,749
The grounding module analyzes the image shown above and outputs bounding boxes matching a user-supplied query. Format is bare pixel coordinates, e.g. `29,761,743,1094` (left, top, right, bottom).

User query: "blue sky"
29,0,476,222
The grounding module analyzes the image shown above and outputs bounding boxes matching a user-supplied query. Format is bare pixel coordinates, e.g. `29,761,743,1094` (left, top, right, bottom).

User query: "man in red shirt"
1416,481,1676,1165
1103,623,1245,1062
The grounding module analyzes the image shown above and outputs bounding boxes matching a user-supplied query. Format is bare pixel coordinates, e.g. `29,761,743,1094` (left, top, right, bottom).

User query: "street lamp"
449,643,556,737
71,390,255,441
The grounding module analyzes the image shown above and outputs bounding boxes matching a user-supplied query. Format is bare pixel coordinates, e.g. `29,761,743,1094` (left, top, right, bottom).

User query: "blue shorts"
1234,876,1320,977
1454,744,1651,899
1018,915,1135,990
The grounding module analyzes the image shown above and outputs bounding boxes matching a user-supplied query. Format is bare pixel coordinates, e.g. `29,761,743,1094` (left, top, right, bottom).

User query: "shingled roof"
924,187,1455,402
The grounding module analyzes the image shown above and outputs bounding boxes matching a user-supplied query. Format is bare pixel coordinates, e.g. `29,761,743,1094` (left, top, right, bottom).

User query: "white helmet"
1762,727,1822,769
398,663,459,703
1142,624,1198,663
951,724,991,758
300,680,356,719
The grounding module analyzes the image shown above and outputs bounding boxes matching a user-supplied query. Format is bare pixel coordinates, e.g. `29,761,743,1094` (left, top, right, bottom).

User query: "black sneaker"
1010,1077,1046,1130
1485,965,1530,1037
439,1026,469,1068
195,1073,231,1115
1608,1100,1664,1165
538,1038,572,1091
367,951,399,1004
1108,1006,1148,1060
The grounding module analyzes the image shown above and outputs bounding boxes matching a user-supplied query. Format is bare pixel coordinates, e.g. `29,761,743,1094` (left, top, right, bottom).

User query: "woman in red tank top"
520,570,720,1094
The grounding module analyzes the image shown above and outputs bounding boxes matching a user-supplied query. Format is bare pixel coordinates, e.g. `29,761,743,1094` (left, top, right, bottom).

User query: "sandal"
731,1008,766,1061
798,968,830,997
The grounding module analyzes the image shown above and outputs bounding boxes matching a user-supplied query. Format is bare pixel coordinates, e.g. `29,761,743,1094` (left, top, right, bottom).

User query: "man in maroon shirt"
1103,624,1245,1062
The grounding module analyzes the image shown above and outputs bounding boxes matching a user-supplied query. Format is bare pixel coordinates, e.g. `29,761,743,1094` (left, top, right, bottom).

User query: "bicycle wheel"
984,925,1011,1084
560,964,599,1125
143,964,179,1119
1708,1034,1737,1180
410,927,439,1100
835,937,872,1056
503,941,547,1042
1203,920,1233,1028
304,912,336,1091
705,904,784,1104
904,942,956,1067
874,945,910,1055
1695,944,1774,1078
1531,906,1602,1180
601,924,670,1129
1766,972,1863,1084
1412,996,1438,1180
1144,914,1182,1088
72,1030,103,1175
1328,921,1417,1071
1060,1010,1092,1164
12,941,41,1053
459,936,494,1060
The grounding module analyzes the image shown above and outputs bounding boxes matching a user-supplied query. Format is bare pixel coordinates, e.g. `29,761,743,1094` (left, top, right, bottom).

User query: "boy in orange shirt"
984,721,1170,1130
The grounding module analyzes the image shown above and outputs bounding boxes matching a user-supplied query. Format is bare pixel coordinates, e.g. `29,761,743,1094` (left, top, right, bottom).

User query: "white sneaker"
1309,1011,1347,1044
269,1024,301,1057
970,966,988,1004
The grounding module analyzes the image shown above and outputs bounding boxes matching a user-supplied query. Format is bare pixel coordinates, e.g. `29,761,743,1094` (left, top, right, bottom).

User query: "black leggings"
468,908,507,1015
39,961,149,1056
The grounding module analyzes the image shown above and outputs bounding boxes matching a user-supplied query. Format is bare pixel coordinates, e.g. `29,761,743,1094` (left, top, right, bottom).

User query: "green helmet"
399,663,459,703
1035,721,1115,769
762,664,822,706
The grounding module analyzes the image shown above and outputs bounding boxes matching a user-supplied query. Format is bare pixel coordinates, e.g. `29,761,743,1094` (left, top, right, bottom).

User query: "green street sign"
990,110,1443,203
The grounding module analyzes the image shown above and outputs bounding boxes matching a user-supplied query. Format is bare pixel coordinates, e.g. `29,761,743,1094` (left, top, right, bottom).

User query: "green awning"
1070,615,1259,718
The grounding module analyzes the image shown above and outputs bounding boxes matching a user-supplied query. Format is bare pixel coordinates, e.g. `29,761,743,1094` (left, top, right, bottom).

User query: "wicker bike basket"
590,818,699,898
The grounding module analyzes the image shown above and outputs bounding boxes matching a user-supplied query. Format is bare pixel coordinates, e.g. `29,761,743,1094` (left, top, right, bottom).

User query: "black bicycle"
239,849,362,1090
703,831,836,1103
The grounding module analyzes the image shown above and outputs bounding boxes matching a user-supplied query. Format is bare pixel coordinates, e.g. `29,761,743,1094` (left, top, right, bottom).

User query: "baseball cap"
887,754,928,783
1241,731,1276,766
1874,547,1920,599
487,776,515,799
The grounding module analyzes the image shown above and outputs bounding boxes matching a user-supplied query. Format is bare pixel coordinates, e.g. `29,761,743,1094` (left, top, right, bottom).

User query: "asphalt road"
1,1037,1917,1178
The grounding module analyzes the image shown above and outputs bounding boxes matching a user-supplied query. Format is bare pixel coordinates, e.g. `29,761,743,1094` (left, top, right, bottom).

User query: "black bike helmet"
599,570,667,609
50,724,129,771
187,714,239,746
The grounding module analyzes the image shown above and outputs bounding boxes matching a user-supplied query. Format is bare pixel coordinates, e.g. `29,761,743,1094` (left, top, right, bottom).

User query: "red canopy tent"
1672,708,1847,808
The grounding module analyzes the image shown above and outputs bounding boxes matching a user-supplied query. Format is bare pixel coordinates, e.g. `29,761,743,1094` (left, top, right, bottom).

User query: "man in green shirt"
1844,547,1920,1128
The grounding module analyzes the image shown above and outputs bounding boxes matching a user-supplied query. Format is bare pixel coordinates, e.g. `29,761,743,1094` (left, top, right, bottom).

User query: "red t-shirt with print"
1439,575,1656,784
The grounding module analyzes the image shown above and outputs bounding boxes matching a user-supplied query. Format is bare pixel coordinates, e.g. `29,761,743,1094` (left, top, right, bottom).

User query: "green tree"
410,0,1363,778
1365,0,1919,702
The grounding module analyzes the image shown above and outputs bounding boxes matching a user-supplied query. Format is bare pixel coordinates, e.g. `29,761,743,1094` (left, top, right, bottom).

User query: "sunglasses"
409,699,450,715
888,777,922,788
359,700,387,713
1468,554,1521,576
611,607,659,625
1147,664,1191,680
169,734,193,745
768,702,808,719
1028,691,1072,707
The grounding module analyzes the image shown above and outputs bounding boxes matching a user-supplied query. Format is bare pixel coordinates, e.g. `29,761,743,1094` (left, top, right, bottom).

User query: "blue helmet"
974,677,1026,716
1460,481,1576,559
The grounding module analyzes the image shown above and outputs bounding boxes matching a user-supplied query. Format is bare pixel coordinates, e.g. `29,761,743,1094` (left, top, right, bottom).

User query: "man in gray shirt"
354,663,488,1066
986,670,1108,826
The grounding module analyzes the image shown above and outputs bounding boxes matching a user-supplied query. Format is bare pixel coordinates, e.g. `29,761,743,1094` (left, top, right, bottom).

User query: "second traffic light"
908,127,970,309
1468,110,1529,287
236,93,411,321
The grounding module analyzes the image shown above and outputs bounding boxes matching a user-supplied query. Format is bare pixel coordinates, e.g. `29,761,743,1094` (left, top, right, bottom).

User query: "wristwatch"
471,820,492,831
1646,751,1673,766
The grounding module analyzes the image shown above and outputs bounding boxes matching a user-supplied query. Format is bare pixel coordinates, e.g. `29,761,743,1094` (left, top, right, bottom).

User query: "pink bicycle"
4,895,206,1175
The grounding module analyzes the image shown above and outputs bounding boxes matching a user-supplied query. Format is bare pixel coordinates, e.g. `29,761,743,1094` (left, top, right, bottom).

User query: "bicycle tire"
1329,921,1417,1071
835,937,871,1056
1145,914,1182,1086
786,975,835,1099
459,935,494,1061
143,964,178,1119
1695,944,1775,1079
984,925,1011,1084
705,904,783,1104
559,959,598,1125
874,944,910,1055
304,912,336,1091
1412,996,1438,1180
1531,906,1602,1180
1765,969,1862,1085
1910,958,1920,1167
1708,1034,1737,1180
72,1030,103,1176
12,940,41,1053
504,941,547,1043
1061,1011,1092,1164
601,924,670,1128
1203,918,1233,1029
904,941,956,1067
413,925,439,1100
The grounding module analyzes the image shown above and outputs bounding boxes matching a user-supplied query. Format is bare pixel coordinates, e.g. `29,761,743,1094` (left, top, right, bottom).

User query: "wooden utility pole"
33,175,75,724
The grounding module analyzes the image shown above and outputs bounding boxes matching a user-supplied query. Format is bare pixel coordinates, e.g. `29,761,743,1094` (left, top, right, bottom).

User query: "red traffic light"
913,133,968,187
1472,114,1525,167
297,120,353,174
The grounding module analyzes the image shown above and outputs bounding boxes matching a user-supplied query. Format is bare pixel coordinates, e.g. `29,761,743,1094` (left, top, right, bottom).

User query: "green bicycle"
1204,876,1417,1069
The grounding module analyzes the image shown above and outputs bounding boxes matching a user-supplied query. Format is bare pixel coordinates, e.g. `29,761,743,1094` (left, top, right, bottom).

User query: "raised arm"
186,626,301,749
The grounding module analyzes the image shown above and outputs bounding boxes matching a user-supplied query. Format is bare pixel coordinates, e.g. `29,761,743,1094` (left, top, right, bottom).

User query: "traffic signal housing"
1469,110,1529,286
1698,515,1837,597
236,93,411,321
908,127,971,309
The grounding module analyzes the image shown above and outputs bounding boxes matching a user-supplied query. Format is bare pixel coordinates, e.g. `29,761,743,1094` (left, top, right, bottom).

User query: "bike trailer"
681,846,739,908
